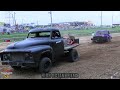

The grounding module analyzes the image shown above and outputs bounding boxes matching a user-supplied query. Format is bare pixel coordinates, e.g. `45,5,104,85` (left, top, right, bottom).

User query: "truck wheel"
38,57,52,73
68,49,79,62
11,66,21,70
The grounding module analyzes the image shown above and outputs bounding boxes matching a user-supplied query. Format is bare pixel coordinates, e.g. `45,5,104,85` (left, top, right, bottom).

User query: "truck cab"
27,28,64,59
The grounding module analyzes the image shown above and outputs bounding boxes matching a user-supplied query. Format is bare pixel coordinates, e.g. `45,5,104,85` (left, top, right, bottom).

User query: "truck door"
50,30,64,57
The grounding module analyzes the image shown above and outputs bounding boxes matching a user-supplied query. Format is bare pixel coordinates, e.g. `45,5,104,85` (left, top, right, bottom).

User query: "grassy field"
0,26,120,42
0,33,27,38
0,33,28,42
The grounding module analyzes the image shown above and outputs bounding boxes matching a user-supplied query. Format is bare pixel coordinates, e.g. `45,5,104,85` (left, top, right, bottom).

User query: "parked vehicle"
91,30,112,43
0,28,80,73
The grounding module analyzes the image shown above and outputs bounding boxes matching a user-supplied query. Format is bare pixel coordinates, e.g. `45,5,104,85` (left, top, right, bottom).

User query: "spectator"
2,32,4,35
7,32,10,35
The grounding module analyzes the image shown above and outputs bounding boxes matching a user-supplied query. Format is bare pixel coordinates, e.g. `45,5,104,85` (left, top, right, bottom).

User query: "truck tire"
11,66,21,70
68,49,79,62
38,57,52,73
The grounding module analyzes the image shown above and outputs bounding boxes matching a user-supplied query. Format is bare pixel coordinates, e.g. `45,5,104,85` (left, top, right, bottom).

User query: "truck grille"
93,36,104,40
11,53,24,61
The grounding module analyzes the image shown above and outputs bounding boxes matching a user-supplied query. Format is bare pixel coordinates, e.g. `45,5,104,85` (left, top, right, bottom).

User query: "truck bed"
63,38,79,51
64,43,80,51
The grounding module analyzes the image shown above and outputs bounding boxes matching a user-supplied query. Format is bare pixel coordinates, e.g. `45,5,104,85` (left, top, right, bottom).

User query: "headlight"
3,54,11,60
92,33,95,36
25,53,33,60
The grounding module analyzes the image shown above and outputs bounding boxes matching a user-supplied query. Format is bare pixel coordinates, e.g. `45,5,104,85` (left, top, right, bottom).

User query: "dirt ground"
1,33,120,79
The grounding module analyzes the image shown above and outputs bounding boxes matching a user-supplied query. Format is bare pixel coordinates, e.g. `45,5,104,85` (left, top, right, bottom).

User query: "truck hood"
7,38,50,49
3,45,52,53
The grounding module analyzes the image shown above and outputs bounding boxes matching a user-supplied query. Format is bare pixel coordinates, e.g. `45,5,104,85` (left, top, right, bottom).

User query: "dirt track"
1,33,120,79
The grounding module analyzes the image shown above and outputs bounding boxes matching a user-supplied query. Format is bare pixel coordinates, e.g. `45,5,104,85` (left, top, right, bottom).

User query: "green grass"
0,33,27,38
0,33,28,42
0,26,120,42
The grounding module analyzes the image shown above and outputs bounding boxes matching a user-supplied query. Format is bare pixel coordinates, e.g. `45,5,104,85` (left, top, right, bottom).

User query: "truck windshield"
95,31,108,36
28,31,51,38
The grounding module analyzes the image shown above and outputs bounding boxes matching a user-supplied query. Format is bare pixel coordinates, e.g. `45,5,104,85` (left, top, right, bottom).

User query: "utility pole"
112,13,113,27
101,11,102,27
48,11,53,28
8,11,14,26
7,11,12,26
12,14,14,26
8,11,11,25
13,12,16,26
13,12,18,32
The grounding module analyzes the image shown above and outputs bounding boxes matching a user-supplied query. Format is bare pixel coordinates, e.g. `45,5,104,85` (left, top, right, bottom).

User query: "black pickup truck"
0,28,79,73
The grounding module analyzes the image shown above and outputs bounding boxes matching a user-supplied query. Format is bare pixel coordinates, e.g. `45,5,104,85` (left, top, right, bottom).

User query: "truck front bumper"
91,37,107,43
1,60,36,67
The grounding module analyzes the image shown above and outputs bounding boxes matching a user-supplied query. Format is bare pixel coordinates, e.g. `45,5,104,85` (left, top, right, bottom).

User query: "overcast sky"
0,11,120,25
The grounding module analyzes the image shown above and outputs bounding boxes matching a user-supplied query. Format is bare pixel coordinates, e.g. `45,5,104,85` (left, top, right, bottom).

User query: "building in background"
112,24,120,27
48,21,94,30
